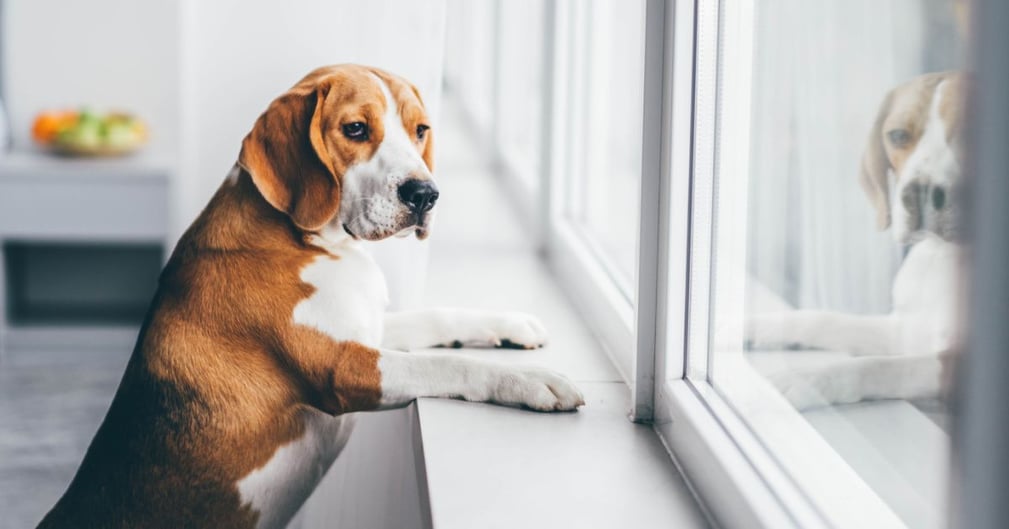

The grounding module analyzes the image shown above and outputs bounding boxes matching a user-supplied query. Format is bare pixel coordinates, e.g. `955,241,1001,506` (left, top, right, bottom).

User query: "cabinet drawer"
0,179,168,241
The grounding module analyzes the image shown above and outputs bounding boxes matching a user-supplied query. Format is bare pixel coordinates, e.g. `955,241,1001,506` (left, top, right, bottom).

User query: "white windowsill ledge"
295,253,708,529
410,249,708,529
296,96,707,529
416,382,707,529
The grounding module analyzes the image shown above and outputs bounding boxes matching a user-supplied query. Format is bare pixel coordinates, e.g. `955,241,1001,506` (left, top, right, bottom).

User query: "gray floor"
0,346,132,528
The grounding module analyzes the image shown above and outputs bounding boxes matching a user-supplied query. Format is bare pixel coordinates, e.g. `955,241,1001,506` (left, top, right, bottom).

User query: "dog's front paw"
493,312,548,349
765,365,860,411
765,369,829,410
492,367,584,411
450,311,548,350
745,313,802,350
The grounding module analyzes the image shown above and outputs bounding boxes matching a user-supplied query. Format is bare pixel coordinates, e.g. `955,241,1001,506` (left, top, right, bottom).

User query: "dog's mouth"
413,212,432,240
387,209,434,240
393,216,431,240
342,223,358,240
343,212,433,242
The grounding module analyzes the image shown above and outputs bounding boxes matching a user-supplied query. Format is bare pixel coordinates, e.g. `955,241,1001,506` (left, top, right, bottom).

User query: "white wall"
2,0,181,155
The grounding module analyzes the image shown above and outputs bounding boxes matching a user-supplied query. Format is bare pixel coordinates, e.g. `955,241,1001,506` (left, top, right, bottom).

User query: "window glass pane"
703,1,968,526
563,0,645,293
443,0,497,130
496,0,546,188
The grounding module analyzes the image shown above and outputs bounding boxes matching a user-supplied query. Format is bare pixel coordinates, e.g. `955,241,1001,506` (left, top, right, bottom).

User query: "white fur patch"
375,351,584,412
236,412,355,529
382,309,548,351
291,235,389,346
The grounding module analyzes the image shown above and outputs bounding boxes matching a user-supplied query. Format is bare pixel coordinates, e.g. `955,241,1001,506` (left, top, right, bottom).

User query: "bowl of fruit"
32,109,147,157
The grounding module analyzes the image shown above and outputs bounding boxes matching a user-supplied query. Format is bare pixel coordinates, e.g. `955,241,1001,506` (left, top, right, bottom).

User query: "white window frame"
542,0,644,385
443,0,548,243
491,0,550,235
448,0,643,385
447,1,941,526
443,0,637,383
644,1,913,528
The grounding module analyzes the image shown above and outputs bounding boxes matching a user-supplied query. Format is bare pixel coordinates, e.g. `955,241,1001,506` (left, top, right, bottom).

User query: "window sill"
295,97,703,529
297,251,708,529
411,249,706,528
749,350,950,529
415,381,706,529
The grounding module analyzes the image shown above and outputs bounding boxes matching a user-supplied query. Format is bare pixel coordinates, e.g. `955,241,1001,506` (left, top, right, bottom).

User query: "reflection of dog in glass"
747,72,966,410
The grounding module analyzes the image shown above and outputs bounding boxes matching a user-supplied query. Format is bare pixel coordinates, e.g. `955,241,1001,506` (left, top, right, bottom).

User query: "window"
446,0,986,526
443,0,497,132
445,0,548,219
545,0,647,380
444,0,647,380
559,0,646,293
658,1,968,527
494,0,547,192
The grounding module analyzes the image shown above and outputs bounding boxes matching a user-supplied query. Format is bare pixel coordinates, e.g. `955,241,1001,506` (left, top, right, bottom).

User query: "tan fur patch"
881,74,943,177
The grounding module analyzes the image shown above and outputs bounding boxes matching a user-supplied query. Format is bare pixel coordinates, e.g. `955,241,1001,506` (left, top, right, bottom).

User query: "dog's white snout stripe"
891,79,959,242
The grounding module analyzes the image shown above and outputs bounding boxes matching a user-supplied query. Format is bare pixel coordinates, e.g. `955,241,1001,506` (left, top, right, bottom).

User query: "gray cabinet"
0,151,170,353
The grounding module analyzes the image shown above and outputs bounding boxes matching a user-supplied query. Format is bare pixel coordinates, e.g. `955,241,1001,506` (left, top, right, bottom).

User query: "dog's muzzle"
900,180,961,242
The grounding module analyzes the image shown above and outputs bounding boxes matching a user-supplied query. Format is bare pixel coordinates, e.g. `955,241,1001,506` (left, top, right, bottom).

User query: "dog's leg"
375,350,584,411
764,354,949,410
302,339,583,413
382,308,547,351
746,311,948,356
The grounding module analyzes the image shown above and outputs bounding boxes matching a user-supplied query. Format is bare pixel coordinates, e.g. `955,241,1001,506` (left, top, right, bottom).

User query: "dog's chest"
893,237,960,352
893,237,958,314
236,243,386,528
292,242,389,346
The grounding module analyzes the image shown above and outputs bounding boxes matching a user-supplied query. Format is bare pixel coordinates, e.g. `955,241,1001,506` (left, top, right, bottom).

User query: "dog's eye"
342,122,369,141
887,128,911,148
416,124,430,140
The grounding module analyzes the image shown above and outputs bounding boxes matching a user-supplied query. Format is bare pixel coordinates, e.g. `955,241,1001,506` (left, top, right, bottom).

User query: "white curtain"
747,0,963,313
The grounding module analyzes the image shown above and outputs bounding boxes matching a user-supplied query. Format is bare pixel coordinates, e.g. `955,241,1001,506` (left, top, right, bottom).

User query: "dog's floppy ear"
859,91,895,230
239,82,340,231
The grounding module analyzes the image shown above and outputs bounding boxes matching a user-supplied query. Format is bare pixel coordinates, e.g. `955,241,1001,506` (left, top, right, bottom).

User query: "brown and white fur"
37,64,584,529
747,71,967,410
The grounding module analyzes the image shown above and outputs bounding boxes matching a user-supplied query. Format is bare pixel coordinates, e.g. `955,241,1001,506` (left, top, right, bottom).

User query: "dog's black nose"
398,179,439,214
931,186,947,210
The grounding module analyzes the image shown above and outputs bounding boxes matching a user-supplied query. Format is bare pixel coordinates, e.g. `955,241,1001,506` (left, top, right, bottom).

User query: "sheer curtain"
746,0,963,314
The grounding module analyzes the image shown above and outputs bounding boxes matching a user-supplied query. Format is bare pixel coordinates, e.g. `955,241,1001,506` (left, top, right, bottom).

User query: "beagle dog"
38,65,583,529
747,71,966,410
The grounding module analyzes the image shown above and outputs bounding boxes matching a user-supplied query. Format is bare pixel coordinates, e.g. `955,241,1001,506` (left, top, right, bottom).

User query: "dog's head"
239,64,437,240
860,71,966,244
